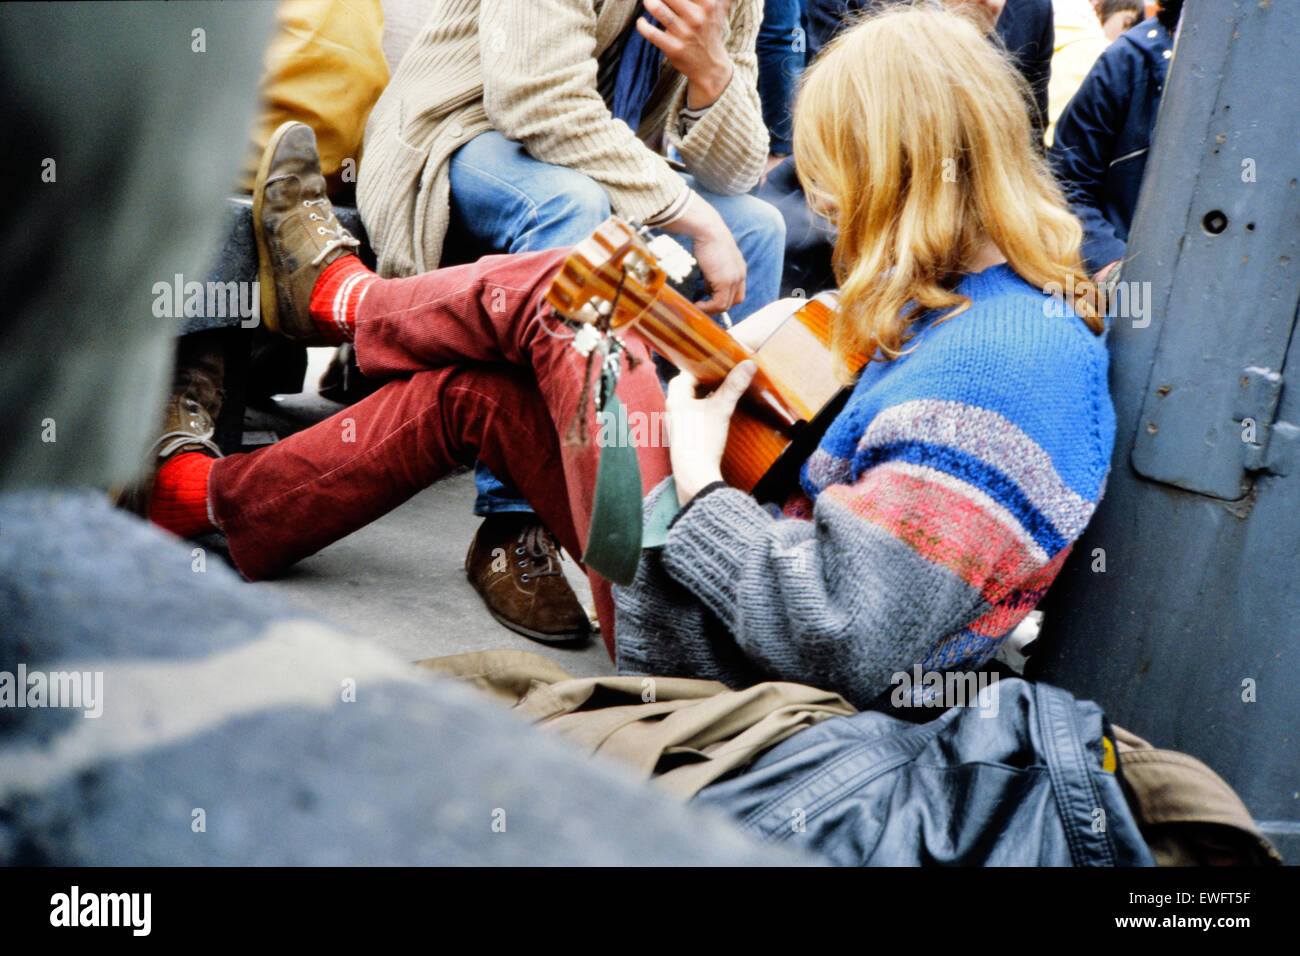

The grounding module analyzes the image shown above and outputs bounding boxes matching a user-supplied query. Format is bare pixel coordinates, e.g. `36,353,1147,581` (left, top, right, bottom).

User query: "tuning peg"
646,234,695,284
571,323,602,357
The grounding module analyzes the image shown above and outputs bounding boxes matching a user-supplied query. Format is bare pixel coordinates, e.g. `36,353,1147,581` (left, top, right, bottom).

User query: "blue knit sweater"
613,263,1115,708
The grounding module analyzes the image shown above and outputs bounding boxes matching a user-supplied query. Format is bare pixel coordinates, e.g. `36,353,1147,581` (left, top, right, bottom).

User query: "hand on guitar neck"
663,297,826,506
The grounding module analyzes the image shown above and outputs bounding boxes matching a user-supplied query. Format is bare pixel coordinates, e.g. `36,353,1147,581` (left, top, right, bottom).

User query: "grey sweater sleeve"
650,484,985,706
614,479,768,690
613,469,993,708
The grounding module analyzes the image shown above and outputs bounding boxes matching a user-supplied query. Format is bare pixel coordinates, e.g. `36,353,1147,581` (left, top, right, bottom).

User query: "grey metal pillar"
1034,0,1300,860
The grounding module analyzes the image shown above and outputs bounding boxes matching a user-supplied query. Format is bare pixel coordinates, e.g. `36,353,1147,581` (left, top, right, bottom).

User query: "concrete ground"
246,349,616,679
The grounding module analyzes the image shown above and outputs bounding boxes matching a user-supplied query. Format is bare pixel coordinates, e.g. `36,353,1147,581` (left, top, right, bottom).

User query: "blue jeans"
447,130,786,515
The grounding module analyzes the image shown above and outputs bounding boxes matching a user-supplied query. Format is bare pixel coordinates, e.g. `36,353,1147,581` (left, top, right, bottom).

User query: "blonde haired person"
613,4,1115,707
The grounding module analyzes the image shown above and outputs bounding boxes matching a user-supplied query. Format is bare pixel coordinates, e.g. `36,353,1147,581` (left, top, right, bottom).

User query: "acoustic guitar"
546,217,869,502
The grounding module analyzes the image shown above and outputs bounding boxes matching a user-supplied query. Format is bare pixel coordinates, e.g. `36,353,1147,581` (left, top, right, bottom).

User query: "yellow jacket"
1046,0,1109,145
239,0,389,195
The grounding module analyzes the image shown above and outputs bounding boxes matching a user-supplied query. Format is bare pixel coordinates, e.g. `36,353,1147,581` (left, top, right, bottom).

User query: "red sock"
151,452,216,538
308,254,379,343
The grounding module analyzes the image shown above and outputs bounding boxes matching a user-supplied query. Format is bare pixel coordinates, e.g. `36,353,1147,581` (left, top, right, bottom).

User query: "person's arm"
1027,0,1054,146
1049,48,1131,274
730,296,807,348
480,0,751,314
657,0,770,195
658,191,749,314
478,0,686,226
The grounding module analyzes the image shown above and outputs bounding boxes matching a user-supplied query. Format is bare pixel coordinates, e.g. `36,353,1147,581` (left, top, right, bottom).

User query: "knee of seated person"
753,197,788,247
729,196,786,252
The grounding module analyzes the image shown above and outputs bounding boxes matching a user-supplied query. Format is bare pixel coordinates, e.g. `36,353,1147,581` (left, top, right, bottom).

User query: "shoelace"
303,197,360,266
515,525,564,579
150,392,223,461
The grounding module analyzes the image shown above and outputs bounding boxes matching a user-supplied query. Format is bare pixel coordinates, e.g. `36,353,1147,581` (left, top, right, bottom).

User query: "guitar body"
547,217,867,500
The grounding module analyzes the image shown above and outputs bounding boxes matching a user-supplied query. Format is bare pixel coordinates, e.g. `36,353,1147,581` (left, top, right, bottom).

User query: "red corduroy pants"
207,249,671,655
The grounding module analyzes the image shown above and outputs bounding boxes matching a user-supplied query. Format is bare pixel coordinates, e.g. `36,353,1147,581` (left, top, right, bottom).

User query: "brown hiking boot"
253,121,360,340
115,355,225,519
465,515,591,644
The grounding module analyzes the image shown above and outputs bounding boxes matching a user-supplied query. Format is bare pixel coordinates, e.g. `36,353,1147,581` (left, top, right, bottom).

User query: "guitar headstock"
546,217,668,327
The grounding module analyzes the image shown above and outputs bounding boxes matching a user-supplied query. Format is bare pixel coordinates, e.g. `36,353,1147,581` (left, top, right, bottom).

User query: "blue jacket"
697,677,1155,866
1050,17,1174,273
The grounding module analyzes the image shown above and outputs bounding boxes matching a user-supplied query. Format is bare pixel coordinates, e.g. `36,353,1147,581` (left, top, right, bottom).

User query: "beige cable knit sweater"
358,0,769,277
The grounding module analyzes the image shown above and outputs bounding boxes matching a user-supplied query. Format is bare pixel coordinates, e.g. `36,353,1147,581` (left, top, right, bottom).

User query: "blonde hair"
793,4,1102,366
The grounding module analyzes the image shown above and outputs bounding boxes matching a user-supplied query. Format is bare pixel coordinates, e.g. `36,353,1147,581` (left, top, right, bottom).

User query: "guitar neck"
544,218,819,432
614,282,807,432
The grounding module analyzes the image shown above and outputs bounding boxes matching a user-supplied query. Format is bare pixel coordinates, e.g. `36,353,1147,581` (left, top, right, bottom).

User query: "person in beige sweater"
358,0,785,645
360,0,780,311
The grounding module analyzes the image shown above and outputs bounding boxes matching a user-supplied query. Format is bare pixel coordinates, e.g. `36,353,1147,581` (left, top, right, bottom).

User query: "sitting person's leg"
448,129,617,639
447,129,612,257
156,136,671,646
208,365,570,579
449,134,786,325
752,156,837,299
203,248,668,646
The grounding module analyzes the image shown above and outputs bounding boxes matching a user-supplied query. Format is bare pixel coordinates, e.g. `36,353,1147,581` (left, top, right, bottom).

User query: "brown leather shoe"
465,515,591,644
115,356,225,518
253,121,360,340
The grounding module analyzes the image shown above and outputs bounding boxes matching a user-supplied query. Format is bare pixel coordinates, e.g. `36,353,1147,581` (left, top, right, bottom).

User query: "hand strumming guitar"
666,359,756,506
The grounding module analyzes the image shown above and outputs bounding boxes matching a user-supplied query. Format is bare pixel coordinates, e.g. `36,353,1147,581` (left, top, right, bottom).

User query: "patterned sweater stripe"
855,440,1071,555
963,547,1074,635
924,547,1074,669
820,466,1048,602
873,461,1050,565
855,399,1100,539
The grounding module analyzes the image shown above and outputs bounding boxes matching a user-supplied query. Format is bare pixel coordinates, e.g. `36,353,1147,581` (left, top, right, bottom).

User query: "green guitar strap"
581,393,644,586
640,475,680,549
